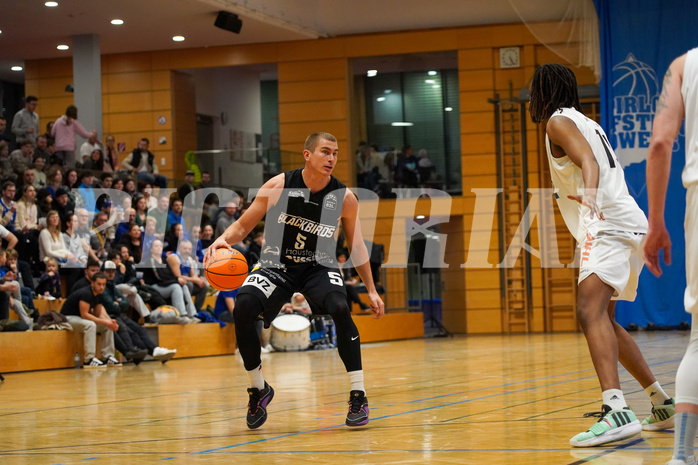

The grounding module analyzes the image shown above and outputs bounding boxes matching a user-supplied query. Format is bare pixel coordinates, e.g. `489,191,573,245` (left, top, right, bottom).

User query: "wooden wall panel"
279,100,347,123
460,111,495,134
458,48,494,70
278,79,347,103
25,20,592,334
460,90,495,112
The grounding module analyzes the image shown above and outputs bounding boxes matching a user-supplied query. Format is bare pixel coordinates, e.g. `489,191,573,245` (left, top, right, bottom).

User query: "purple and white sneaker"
246,381,274,429
346,390,369,426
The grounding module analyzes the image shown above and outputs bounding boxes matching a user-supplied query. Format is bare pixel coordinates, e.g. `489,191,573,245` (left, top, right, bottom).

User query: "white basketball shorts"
686,184,698,314
577,230,645,301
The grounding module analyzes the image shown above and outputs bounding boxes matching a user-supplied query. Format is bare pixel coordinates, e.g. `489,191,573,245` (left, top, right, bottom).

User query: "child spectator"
36,257,61,298
4,248,37,317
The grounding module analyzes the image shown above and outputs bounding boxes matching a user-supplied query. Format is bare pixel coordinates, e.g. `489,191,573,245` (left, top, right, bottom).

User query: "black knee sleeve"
233,293,266,371
324,292,362,372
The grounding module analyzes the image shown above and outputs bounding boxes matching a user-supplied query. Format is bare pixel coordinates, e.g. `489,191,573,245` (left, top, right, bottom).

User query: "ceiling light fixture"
428,70,437,76
111,19,124,25
57,45,69,50
45,1,58,6
425,79,435,84
433,85,441,89
391,122,414,127
367,69,377,77
444,107,453,112
11,66,23,71
384,89,392,94
172,36,185,42
376,97,386,102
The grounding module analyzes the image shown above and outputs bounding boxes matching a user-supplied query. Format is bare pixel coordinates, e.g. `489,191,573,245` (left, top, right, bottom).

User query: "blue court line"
195,356,683,454
193,356,679,428
192,376,609,454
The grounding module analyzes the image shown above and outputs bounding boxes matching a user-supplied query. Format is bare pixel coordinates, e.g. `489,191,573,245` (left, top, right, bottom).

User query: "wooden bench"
1,295,423,374
0,323,237,373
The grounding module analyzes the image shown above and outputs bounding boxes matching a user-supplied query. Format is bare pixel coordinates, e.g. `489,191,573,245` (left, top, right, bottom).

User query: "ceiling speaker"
214,11,242,34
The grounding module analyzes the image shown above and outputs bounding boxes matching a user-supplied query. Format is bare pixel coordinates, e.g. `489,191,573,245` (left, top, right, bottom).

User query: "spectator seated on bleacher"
133,194,147,227
120,138,167,189
115,243,166,312
0,248,33,326
163,222,182,256
106,249,151,321
141,239,198,323
100,261,176,363
117,222,142,264
167,239,207,311
38,210,69,265
70,257,101,294
36,257,61,298
4,248,37,318
60,271,121,368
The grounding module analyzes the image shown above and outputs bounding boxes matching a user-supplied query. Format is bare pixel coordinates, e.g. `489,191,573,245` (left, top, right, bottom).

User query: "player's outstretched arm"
204,174,284,263
546,116,604,220
644,54,686,277
341,190,384,319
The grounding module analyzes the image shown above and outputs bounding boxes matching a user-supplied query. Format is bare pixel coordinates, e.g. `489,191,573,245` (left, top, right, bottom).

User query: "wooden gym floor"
0,331,689,464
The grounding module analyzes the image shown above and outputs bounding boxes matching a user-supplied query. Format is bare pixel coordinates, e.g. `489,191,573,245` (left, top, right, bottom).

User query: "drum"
271,314,311,351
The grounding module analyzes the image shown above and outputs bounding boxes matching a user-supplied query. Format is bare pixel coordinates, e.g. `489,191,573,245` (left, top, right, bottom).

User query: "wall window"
363,69,461,196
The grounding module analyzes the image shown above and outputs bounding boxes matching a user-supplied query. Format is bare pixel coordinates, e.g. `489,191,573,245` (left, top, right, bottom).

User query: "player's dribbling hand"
203,237,234,266
643,223,672,277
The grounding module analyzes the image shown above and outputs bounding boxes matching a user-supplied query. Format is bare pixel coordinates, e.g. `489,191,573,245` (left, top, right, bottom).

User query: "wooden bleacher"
0,296,423,374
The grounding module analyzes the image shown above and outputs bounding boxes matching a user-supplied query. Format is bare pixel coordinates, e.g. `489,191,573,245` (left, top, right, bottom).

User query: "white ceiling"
0,0,573,83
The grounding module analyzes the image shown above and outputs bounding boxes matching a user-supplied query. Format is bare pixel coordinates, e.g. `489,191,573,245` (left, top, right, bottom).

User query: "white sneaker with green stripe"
570,404,642,447
641,398,676,431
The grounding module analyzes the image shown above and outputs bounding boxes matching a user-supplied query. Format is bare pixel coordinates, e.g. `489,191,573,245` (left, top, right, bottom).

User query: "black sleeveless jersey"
259,169,346,268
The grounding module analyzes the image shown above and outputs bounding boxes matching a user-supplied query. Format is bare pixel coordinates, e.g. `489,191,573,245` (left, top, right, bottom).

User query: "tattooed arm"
644,54,686,277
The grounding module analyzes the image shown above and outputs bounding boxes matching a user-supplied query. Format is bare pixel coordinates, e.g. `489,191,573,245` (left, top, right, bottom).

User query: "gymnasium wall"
25,22,595,334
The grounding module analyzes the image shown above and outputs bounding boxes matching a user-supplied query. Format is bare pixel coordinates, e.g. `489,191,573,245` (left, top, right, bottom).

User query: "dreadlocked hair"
529,63,583,123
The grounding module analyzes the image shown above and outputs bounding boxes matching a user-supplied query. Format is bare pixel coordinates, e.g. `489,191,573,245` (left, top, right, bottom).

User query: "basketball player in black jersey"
205,132,385,429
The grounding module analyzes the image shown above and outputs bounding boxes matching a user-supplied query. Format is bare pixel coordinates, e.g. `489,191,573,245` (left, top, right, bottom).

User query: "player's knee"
323,292,350,316
232,293,264,324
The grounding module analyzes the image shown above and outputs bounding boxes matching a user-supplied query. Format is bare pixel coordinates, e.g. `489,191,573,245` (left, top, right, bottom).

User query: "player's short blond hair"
304,132,337,152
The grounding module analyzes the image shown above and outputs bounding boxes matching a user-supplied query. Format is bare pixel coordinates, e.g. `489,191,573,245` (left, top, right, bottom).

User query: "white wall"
189,66,262,149
188,66,264,190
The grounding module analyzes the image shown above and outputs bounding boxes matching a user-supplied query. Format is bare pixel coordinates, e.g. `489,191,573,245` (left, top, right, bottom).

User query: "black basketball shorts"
237,263,347,321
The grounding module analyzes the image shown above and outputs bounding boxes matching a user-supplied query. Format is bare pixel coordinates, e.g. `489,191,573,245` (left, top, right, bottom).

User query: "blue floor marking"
195,355,682,454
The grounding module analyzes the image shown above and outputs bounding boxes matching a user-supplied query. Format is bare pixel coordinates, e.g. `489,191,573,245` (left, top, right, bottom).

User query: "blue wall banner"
593,0,697,327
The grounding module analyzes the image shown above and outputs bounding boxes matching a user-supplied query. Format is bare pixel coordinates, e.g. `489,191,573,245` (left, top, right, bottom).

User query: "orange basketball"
205,248,248,291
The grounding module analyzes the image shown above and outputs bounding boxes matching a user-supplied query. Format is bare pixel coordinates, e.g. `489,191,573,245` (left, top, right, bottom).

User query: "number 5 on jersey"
294,233,306,249
328,271,343,286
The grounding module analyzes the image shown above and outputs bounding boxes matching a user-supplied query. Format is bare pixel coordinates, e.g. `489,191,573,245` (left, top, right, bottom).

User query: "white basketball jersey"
545,107,648,243
681,47,698,187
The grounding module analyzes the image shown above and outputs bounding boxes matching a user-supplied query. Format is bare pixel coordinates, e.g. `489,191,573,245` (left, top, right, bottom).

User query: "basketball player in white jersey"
645,50,698,465
530,64,675,447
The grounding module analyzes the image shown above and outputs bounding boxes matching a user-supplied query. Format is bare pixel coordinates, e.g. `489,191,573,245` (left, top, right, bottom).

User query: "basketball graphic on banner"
611,54,660,167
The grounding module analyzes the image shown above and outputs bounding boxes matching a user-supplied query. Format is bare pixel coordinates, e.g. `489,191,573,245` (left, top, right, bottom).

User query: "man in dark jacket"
120,138,167,188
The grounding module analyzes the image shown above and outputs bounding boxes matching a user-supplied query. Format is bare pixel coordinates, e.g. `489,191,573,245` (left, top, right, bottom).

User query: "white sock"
348,370,365,393
602,389,627,410
644,381,671,406
673,412,698,462
247,364,265,390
